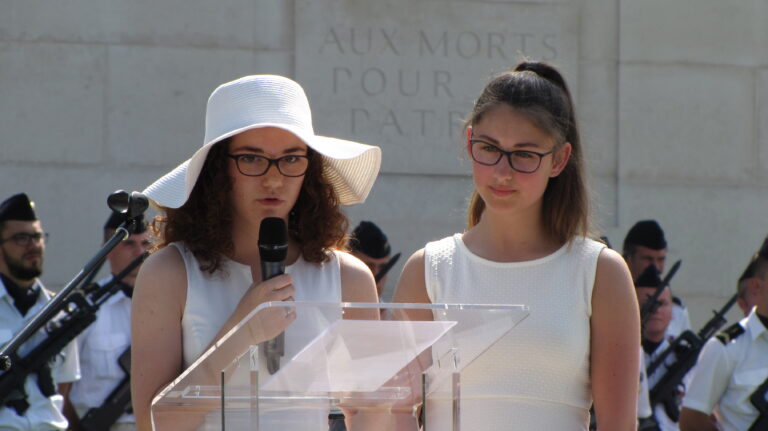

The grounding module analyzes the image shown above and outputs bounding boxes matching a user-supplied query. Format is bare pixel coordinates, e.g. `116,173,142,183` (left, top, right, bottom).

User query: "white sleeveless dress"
424,234,604,430
172,242,343,430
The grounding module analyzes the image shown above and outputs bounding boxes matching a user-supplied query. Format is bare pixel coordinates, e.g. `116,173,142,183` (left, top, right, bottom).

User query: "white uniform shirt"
644,336,694,431
666,300,691,339
69,276,133,424
0,278,81,431
682,309,768,431
638,350,653,419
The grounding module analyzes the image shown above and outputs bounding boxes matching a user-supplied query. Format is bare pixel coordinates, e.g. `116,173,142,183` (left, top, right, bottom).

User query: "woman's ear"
466,127,473,156
550,142,572,178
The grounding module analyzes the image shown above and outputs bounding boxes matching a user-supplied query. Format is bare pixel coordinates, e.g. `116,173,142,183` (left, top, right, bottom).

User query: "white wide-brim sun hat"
143,75,381,209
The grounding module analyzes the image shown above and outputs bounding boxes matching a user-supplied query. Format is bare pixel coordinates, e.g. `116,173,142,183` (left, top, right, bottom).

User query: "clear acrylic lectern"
151,302,528,431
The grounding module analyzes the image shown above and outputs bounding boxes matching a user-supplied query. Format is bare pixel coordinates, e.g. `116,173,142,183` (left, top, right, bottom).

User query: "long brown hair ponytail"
465,62,590,244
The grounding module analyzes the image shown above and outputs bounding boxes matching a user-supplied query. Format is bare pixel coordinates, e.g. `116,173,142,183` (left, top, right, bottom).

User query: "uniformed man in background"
623,220,691,338
349,221,394,298
0,193,80,430
680,246,768,431
636,265,691,431
66,212,150,431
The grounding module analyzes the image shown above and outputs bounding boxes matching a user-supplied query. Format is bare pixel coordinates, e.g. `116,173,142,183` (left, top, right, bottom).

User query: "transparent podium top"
151,302,528,431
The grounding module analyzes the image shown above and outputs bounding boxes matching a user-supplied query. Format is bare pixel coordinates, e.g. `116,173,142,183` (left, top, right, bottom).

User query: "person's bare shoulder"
131,245,188,431
392,249,427,303
337,250,378,303
594,247,633,293
133,245,187,314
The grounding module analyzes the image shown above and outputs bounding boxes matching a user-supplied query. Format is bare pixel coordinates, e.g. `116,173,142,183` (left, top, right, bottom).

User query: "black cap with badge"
350,221,391,259
624,219,667,251
0,193,38,223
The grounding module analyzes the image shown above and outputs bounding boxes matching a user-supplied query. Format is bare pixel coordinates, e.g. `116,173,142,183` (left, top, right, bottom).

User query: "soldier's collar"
757,313,768,332
746,308,768,341
0,273,41,315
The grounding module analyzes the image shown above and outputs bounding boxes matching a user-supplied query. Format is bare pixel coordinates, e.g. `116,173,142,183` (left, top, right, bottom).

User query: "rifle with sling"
79,347,132,431
0,191,147,409
640,260,681,328
647,293,739,422
0,250,146,408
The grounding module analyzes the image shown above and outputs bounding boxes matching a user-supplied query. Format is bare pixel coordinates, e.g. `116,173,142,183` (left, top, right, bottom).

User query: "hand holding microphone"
259,217,289,375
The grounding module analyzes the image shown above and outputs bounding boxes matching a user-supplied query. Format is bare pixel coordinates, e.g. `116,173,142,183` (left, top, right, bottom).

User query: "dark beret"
739,257,759,283
349,221,391,259
758,235,768,258
624,220,667,251
0,193,38,222
741,234,768,282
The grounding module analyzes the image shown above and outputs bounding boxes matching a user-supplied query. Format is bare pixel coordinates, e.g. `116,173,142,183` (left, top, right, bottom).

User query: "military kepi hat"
758,234,768,258
350,221,391,259
740,233,768,282
104,211,147,235
0,193,38,222
624,219,667,251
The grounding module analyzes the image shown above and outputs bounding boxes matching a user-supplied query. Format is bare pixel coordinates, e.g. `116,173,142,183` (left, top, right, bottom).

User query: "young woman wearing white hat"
130,75,382,430
394,62,640,430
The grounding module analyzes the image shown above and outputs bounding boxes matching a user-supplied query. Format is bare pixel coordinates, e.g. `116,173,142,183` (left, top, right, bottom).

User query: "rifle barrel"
90,252,148,305
698,293,738,341
0,226,130,369
641,260,682,325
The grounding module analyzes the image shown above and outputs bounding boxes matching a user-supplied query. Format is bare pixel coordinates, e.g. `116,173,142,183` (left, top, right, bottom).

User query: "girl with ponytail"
394,62,639,430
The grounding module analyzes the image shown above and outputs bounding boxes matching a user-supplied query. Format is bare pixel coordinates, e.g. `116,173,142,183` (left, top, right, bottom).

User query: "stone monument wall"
1,0,766,328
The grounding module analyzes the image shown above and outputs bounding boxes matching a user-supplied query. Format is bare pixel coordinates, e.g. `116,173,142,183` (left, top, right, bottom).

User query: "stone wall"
1,0,766,329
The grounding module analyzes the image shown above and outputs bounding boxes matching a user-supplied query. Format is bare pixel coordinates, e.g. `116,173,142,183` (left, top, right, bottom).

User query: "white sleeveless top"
172,242,342,430
173,242,343,368
424,234,604,430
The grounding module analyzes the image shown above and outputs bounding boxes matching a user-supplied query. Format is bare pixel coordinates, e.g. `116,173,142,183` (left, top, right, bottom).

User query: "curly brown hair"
152,137,349,273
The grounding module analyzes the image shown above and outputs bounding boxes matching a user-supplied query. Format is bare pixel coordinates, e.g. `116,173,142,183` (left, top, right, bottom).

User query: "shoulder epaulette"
715,322,745,345
672,296,683,307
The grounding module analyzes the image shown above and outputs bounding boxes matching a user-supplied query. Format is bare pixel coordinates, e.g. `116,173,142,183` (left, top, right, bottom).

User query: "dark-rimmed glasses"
227,154,309,177
0,232,49,247
469,138,554,174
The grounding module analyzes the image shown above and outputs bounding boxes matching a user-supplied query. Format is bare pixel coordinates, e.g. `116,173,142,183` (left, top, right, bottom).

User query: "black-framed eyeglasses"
227,153,310,177
469,137,554,174
0,232,49,247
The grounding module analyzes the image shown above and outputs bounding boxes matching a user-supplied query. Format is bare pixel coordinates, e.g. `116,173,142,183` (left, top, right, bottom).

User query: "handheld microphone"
259,217,288,374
